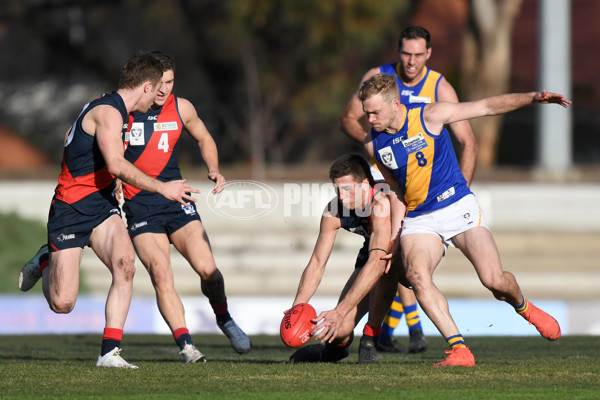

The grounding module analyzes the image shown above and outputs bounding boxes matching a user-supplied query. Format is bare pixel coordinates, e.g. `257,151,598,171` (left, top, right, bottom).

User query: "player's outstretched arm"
437,77,478,186
425,90,571,134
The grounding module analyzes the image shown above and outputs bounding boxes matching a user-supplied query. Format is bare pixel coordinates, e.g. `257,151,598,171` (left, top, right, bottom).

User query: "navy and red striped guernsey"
53,92,128,215
123,93,184,205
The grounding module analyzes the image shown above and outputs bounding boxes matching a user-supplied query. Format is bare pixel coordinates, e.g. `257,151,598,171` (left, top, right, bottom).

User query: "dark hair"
118,53,163,89
398,25,431,49
149,51,176,74
329,153,374,186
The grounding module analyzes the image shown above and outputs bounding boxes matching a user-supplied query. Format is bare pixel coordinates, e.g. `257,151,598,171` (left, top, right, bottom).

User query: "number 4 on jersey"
158,132,169,153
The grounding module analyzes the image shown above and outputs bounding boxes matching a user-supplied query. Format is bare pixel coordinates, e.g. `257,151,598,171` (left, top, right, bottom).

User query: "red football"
280,303,317,348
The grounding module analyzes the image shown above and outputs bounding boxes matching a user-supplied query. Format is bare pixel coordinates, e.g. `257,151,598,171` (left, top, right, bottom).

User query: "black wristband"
368,248,389,254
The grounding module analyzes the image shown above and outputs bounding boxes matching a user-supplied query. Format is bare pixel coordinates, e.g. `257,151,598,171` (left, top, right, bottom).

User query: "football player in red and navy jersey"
118,52,250,362
19,54,199,369
288,153,404,364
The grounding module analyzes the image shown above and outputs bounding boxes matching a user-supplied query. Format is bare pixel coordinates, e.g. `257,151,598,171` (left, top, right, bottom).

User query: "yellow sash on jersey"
403,107,435,212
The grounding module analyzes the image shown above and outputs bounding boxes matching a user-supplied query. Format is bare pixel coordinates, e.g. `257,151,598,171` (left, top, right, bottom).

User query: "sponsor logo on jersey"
436,186,455,202
56,233,75,242
147,115,158,120
401,133,428,154
129,122,145,146
409,95,431,103
401,89,414,97
378,146,398,169
154,121,178,131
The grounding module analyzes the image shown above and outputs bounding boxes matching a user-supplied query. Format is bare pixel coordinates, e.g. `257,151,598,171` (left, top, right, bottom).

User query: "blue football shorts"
122,199,201,238
46,198,122,252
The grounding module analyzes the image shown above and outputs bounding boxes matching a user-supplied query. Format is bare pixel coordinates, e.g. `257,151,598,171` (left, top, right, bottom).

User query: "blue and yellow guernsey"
379,64,442,105
371,103,471,217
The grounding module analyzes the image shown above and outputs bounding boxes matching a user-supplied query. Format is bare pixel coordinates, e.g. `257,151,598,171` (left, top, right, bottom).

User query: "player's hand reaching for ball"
312,309,343,344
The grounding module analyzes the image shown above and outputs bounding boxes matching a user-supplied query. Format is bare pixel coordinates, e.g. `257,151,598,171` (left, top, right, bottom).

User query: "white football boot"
96,348,138,369
19,244,48,291
179,343,206,363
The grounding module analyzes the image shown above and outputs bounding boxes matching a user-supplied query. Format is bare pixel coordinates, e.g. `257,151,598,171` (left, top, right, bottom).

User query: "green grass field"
1,334,599,399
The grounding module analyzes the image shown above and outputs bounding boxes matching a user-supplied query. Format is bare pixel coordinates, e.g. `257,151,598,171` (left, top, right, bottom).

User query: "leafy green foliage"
180,0,412,163
0,212,46,293
0,334,599,399
1,0,413,167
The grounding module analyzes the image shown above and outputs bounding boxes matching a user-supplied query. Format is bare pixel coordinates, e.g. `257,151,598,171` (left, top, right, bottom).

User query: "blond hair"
357,73,399,105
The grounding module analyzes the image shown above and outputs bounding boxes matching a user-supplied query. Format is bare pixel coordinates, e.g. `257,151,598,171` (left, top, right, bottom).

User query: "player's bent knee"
405,268,426,289
199,266,220,281
114,256,136,280
49,299,75,314
148,264,173,286
481,272,511,293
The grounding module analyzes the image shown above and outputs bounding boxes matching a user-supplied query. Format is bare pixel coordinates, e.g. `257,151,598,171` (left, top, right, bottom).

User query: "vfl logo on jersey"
182,203,196,215
401,133,428,155
154,121,178,131
408,95,431,103
129,122,145,146
378,146,398,169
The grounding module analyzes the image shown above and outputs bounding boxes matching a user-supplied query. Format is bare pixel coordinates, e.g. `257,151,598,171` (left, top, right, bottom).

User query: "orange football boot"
521,301,561,341
432,346,475,367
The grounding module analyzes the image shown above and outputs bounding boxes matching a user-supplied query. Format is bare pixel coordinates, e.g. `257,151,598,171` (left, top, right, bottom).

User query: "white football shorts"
400,193,490,249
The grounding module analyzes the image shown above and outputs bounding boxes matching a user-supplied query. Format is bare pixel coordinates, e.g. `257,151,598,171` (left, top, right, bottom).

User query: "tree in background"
461,0,523,169
0,0,411,178
178,0,411,178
